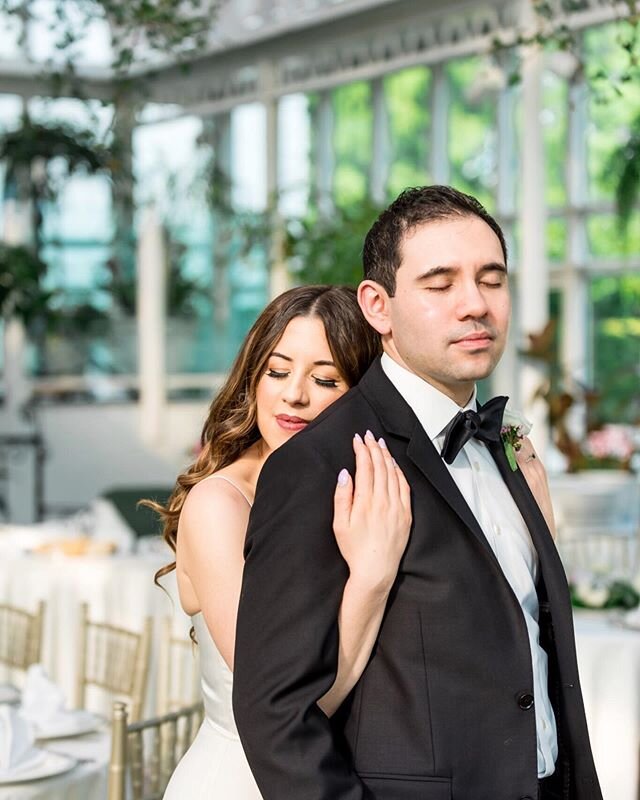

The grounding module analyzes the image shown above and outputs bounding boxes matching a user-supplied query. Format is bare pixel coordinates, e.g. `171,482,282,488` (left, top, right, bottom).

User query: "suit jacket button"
517,692,535,710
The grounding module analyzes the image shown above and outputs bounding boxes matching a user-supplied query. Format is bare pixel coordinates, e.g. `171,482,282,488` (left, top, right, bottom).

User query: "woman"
153,285,413,799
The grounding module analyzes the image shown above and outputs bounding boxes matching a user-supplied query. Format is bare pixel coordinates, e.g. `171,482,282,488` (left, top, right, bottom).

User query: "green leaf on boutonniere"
504,440,518,471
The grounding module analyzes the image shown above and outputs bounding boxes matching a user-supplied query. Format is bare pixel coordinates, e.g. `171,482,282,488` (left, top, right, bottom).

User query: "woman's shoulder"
180,471,252,531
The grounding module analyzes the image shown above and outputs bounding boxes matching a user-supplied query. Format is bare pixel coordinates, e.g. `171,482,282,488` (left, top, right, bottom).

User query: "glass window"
541,69,568,209
447,56,497,210
333,82,373,208
384,67,430,199
590,273,640,424
585,22,640,203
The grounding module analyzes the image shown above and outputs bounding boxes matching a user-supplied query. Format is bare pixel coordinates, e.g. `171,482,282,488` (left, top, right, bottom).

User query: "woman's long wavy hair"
148,285,381,586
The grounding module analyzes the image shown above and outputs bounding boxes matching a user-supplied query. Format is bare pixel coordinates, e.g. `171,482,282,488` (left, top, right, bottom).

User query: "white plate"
0,749,76,784
0,684,20,704
33,710,101,740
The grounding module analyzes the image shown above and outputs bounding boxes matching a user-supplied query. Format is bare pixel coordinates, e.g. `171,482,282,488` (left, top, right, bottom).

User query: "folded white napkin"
20,665,67,726
0,706,36,770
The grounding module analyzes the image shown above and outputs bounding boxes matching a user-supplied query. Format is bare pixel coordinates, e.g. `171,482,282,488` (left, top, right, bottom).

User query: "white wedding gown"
164,477,263,799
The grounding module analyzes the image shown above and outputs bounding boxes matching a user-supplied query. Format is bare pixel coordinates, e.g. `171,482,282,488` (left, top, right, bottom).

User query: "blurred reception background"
0,0,639,797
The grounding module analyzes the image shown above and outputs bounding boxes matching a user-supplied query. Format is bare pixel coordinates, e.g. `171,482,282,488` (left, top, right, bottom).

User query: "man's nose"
456,281,490,319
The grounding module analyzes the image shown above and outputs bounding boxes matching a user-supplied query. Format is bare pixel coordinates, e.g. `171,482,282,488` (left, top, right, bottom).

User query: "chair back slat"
76,603,152,721
0,602,45,672
107,700,204,800
156,617,200,715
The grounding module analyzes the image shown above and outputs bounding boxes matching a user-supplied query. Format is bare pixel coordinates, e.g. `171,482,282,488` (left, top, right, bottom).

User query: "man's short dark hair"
362,185,508,296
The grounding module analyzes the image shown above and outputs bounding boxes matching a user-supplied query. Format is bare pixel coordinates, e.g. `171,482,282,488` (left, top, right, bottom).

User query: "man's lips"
276,415,309,431
452,333,494,349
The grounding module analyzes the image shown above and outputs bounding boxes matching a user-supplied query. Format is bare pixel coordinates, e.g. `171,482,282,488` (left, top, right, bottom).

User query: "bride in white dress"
153,286,413,798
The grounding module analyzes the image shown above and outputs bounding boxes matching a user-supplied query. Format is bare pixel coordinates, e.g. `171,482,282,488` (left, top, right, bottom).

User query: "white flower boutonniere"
500,407,532,472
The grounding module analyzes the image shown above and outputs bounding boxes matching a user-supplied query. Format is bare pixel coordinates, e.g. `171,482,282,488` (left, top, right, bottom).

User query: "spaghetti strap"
198,474,253,508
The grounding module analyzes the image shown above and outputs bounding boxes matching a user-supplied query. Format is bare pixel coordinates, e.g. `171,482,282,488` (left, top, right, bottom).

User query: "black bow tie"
440,395,508,465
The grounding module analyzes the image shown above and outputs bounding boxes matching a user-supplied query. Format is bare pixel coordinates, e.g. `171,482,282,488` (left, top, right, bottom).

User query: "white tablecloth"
1,548,637,798
0,548,185,717
0,729,110,800
574,610,640,800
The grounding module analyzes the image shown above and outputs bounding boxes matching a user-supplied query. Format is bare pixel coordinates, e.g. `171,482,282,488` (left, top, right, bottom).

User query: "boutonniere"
500,407,532,472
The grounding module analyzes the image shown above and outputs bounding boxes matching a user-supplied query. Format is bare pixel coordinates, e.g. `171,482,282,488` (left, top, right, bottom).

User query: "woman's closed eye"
313,376,340,388
266,368,289,379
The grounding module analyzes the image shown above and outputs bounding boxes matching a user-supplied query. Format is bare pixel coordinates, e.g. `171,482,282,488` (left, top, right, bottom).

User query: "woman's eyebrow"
270,352,336,368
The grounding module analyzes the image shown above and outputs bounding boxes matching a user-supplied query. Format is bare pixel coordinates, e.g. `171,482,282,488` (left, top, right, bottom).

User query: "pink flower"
584,425,635,461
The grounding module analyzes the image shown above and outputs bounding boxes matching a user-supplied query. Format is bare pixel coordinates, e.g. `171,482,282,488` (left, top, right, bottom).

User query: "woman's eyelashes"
265,368,340,388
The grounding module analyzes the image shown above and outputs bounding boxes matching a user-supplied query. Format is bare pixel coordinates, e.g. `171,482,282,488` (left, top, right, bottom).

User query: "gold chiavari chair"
156,617,201,715
108,699,204,800
0,601,45,676
75,602,152,722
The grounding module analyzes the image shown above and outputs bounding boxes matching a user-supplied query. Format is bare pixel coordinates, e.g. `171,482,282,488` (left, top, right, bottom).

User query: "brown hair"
363,185,508,296
148,284,380,585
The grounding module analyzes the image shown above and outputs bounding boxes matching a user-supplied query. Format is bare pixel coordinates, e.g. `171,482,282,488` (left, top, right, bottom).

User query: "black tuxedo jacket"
233,358,602,800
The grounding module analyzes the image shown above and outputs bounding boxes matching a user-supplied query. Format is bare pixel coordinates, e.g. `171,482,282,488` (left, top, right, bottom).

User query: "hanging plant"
608,112,640,235
0,244,55,327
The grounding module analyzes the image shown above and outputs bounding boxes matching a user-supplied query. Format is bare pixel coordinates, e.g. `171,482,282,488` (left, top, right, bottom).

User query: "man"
233,186,602,800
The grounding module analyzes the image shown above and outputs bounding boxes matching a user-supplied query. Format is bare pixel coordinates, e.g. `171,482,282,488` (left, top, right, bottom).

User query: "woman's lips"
276,415,309,431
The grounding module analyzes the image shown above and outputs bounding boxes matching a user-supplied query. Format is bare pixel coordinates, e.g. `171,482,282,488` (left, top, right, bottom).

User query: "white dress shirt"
381,353,558,778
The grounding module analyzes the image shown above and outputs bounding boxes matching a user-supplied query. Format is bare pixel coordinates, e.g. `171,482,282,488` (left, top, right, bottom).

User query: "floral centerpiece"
570,570,640,611
576,424,638,472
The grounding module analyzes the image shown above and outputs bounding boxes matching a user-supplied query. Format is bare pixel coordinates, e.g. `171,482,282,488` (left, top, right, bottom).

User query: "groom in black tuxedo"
233,186,602,800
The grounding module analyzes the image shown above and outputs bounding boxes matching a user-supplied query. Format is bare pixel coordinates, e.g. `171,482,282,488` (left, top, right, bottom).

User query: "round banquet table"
0,547,638,798
0,729,110,800
574,609,640,800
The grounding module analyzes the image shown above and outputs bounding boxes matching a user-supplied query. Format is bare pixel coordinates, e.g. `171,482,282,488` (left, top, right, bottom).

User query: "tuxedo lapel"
486,440,573,613
405,426,498,560
359,359,500,561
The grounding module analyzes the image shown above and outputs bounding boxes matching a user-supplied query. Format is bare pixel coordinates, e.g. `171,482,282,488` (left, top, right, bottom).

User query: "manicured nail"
392,457,398,467
378,437,387,449
337,468,349,486
354,433,363,443
365,429,375,441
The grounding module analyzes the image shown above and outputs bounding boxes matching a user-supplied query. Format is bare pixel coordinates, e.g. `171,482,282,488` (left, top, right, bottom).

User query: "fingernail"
378,437,387,449
337,468,349,486
392,457,398,467
365,429,375,441
354,433,363,443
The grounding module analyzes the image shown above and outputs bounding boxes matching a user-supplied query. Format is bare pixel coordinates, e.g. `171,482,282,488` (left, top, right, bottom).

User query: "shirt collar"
380,352,477,443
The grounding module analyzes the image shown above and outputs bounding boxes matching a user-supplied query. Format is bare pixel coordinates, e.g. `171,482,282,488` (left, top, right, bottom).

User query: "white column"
315,90,335,217
211,112,232,335
136,206,167,446
370,77,390,205
430,65,450,185
2,199,32,430
492,54,519,404
563,67,589,444
262,60,288,299
519,35,549,454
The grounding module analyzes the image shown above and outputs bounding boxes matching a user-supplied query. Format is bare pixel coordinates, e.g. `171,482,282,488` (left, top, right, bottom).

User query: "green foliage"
0,0,216,77
0,244,55,326
607,112,640,234
286,201,383,287
332,83,373,208
0,115,111,201
591,274,640,424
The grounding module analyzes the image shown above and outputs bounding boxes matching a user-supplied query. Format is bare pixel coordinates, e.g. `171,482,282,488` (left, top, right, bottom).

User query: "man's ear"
357,280,392,335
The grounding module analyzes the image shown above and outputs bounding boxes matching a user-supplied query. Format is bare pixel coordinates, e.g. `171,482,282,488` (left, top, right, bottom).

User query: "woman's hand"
516,437,557,540
332,430,412,595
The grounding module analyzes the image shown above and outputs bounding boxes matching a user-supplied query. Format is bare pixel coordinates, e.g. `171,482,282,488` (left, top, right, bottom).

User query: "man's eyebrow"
415,262,507,281
270,352,336,367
